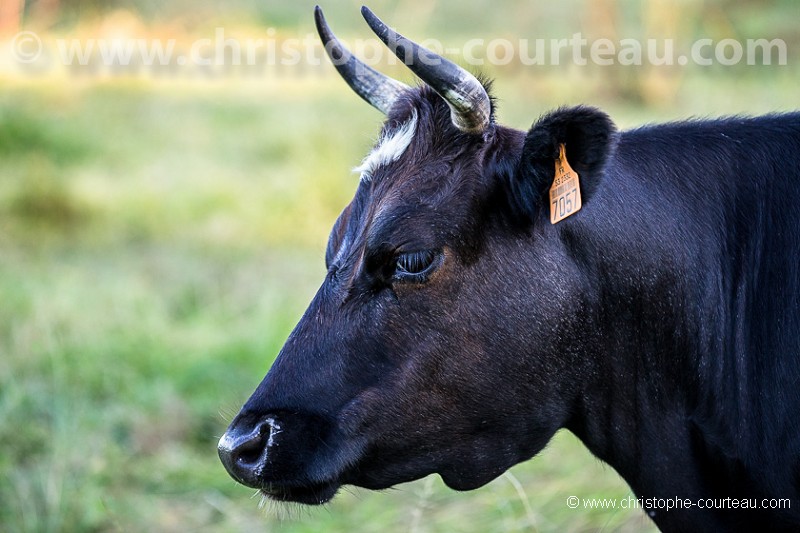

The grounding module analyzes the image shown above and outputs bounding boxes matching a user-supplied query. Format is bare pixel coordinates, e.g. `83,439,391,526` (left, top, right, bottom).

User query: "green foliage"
7,159,90,227
0,105,93,231
0,109,88,165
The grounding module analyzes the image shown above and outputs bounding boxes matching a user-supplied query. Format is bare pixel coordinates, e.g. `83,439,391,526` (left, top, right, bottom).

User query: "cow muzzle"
217,411,343,504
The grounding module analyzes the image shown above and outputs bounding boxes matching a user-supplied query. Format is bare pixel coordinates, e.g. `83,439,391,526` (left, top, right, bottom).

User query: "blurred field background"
0,0,797,531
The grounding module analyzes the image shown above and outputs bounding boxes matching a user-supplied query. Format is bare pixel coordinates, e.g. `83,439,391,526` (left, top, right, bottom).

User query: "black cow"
219,7,800,531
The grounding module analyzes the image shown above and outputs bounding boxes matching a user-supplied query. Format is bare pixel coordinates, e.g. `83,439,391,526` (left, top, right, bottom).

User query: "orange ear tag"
549,143,582,224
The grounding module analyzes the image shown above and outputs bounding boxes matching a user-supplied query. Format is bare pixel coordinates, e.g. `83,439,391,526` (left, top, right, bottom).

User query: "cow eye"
394,250,440,281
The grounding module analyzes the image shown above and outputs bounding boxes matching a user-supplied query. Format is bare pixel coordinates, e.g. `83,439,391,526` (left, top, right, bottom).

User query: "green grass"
1,1,798,529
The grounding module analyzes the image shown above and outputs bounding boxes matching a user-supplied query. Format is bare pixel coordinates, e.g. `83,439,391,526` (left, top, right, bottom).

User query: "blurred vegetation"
0,1,797,532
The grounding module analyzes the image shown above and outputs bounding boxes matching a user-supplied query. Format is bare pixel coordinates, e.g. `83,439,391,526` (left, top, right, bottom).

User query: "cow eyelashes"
397,250,434,273
393,250,441,282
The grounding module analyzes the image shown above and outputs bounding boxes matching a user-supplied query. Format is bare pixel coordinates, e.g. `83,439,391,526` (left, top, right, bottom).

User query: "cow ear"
509,106,617,223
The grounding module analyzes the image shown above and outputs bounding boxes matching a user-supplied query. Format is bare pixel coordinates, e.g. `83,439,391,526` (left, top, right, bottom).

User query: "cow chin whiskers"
257,492,317,520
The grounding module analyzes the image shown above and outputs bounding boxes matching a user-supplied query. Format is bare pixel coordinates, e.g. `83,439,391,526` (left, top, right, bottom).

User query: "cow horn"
315,6,409,115
361,6,491,133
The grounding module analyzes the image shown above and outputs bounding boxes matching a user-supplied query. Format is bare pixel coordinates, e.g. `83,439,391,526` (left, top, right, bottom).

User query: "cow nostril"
232,429,264,465
218,417,282,486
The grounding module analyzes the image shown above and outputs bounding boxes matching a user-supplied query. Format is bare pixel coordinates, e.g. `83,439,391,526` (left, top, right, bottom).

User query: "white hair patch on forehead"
353,110,418,182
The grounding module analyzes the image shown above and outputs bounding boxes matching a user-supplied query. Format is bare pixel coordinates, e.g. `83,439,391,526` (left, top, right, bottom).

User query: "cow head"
218,6,618,505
